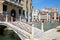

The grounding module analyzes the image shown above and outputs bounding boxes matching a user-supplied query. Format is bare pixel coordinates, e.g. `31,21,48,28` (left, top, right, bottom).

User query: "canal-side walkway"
40,26,60,40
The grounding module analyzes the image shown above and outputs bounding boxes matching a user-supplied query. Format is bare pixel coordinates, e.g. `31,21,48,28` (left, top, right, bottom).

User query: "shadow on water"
0,25,6,35
0,25,21,40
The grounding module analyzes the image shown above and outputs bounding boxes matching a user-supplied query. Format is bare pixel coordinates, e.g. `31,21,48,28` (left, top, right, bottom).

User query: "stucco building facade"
32,7,59,23
0,0,32,22
38,12,50,23
42,7,59,23
32,8,39,22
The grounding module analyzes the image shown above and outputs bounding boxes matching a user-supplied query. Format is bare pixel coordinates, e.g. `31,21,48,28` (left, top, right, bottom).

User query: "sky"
32,0,60,11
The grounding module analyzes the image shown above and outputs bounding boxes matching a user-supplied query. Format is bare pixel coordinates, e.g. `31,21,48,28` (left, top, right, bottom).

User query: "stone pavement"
40,28,60,40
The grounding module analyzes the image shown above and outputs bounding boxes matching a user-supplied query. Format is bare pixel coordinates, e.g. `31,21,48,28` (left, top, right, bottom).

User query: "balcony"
3,0,23,7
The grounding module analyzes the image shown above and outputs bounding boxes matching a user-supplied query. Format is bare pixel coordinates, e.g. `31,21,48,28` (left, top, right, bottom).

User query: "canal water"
33,22,60,31
0,25,21,40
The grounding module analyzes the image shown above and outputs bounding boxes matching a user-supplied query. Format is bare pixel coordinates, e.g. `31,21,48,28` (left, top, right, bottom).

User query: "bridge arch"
0,22,34,40
0,25,21,40
0,22,24,40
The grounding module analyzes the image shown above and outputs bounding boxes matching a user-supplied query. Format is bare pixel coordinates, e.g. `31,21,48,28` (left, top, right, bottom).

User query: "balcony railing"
3,0,23,7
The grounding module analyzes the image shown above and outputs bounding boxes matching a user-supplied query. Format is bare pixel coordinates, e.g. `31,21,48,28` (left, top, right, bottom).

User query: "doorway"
11,9,16,21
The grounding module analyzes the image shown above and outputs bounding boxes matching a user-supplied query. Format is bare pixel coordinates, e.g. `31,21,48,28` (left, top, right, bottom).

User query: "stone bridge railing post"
29,24,34,40
29,34,34,40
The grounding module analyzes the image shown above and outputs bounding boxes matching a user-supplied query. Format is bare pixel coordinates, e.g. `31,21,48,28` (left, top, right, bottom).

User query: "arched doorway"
11,9,16,21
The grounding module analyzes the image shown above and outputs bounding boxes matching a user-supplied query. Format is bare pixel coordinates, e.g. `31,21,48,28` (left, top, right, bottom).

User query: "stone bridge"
0,22,34,40
0,21,43,40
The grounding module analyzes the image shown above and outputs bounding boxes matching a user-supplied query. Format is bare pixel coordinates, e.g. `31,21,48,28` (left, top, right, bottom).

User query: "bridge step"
11,22,31,33
11,22,43,39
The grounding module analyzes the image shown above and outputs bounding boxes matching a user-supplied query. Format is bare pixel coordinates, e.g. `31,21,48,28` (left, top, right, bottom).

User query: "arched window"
11,9,16,18
19,0,21,3
23,10,25,16
16,0,18,2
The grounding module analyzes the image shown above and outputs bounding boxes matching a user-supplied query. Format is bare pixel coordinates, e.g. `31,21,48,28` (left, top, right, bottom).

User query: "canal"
0,25,21,40
32,22,60,31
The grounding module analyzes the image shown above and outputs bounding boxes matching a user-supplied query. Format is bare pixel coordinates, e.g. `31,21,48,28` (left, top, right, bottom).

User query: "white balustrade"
4,0,23,7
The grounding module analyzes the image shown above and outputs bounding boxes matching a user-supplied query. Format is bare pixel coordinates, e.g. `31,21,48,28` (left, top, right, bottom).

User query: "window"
19,9,21,15
34,16,35,17
3,4,7,11
26,0,28,3
16,0,18,2
52,17,54,19
11,9,16,18
34,18,35,19
42,20,44,23
19,0,21,3
56,17,58,19
23,10,25,16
